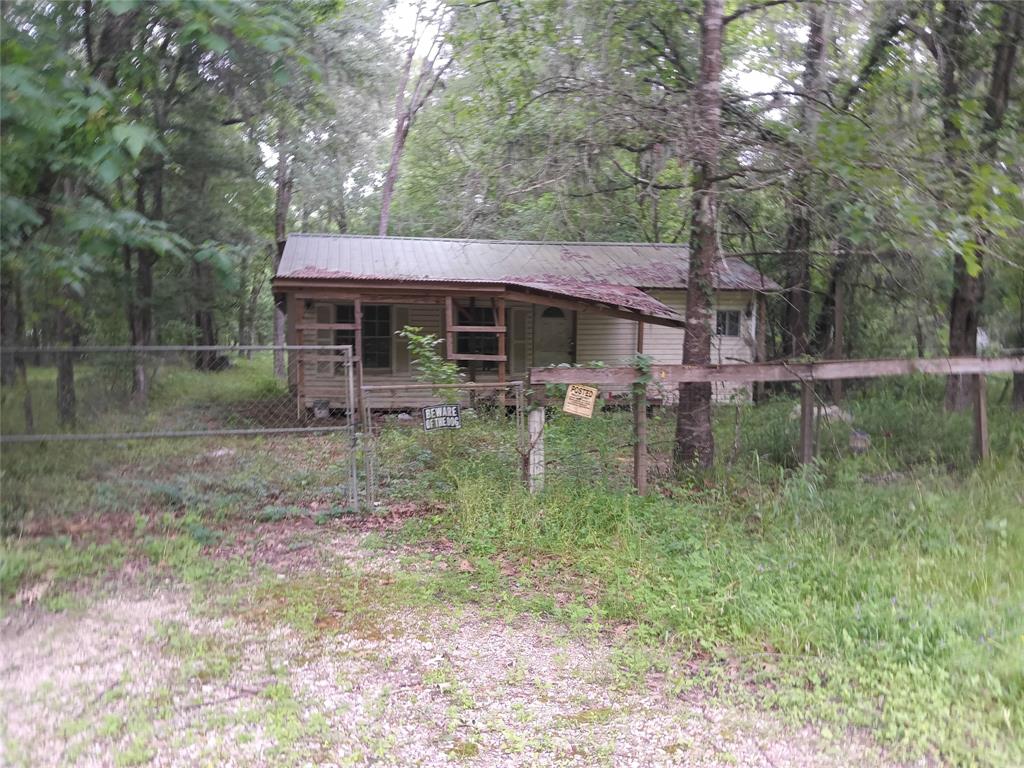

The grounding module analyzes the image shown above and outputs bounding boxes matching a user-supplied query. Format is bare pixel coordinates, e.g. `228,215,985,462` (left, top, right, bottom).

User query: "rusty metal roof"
275,235,780,327
278,234,780,292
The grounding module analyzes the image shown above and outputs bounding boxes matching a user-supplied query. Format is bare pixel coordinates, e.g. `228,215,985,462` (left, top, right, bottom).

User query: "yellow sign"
562,384,599,418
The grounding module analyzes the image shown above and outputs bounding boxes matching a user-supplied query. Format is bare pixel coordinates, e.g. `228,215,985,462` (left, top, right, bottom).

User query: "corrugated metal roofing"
277,234,781,292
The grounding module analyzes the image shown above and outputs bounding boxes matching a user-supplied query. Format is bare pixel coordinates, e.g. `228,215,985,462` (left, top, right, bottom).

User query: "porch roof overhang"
271,276,686,328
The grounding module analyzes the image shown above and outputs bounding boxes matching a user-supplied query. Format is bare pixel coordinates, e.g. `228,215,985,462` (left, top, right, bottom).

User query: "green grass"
0,352,289,436
369,380,1024,766
3,370,1021,765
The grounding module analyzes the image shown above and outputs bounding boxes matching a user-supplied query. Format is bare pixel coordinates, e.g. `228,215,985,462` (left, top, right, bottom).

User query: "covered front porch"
273,278,685,415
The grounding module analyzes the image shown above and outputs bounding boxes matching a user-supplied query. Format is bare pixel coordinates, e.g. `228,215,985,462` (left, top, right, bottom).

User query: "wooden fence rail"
528,356,1023,386
526,355,1024,492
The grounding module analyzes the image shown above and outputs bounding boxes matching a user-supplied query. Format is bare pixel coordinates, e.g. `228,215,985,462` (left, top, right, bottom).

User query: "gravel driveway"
1,525,900,767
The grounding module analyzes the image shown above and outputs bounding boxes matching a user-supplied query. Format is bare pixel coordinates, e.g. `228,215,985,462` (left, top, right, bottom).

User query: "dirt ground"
1,521,903,768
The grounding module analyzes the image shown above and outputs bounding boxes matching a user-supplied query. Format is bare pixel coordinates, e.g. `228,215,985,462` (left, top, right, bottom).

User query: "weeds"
3,372,1021,765
367,381,1024,765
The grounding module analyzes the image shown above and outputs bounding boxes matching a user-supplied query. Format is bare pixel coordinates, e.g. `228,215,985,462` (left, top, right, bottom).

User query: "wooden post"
444,296,455,359
354,297,364,426
973,373,989,462
496,297,507,406
527,406,545,493
633,319,647,494
799,380,815,464
633,386,648,495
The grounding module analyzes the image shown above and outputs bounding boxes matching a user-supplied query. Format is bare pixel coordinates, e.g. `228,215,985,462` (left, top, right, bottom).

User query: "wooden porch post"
288,292,303,419
444,296,454,359
354,297,364,426
496,297,507,406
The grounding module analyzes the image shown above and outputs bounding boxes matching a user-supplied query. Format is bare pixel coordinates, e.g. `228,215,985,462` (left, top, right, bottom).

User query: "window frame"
333,303,392,371
455,304,499,371
715,309,741,337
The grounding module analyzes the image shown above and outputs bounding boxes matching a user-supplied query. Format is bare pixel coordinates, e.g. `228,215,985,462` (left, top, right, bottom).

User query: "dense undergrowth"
2,372,1021,765
374,376,1024,766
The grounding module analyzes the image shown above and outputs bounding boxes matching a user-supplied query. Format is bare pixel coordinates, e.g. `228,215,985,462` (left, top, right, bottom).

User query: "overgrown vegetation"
2,370,1021,764
369,379,1024,766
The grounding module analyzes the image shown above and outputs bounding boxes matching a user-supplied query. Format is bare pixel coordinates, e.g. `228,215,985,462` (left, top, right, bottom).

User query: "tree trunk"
378,36,417,237
1,264,20,386
193,260,217,370
674,0,724,473
944,1,1021,410
274,123,293,379
811,238,848,360
333,194,348,234
831,274,845,401
246,255,264,358
129,174,157,402
753,294,767,403
1013,374,1024,412
937,0,973,410
782,208,812,356
782,2,829,358
237,250,250,357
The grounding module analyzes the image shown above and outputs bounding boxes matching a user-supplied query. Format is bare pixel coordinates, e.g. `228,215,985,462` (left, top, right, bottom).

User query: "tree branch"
723,0,805,26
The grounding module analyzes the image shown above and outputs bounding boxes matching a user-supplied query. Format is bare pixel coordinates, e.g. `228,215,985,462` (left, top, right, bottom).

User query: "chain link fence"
360,381,526,506
0,345,360,516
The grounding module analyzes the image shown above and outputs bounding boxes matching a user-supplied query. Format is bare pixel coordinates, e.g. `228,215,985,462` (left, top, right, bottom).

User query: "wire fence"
0,345,355,440
0,344,360,517
360,381,526,506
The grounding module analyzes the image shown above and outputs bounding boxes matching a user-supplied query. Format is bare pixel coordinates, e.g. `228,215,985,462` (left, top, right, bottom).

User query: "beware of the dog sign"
423,404,462,431
562,384,599,418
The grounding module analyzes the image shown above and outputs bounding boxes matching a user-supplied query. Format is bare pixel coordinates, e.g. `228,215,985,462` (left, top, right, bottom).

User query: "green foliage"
396,325,463,401
368,386,1024,765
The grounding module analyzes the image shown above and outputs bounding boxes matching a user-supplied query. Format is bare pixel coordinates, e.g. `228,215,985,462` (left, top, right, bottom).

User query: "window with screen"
334,304,391,370
455,305,498,370
716,309,741,337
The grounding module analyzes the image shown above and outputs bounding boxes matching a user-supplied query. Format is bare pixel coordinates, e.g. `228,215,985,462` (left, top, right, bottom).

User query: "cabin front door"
533,306,574,366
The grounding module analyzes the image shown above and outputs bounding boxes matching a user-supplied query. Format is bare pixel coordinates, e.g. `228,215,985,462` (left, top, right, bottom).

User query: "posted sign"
423,404,461,431
562,384,599,418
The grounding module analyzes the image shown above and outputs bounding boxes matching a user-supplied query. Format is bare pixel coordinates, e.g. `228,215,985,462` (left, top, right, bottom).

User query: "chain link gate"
0,344,360,512
359,381,527,506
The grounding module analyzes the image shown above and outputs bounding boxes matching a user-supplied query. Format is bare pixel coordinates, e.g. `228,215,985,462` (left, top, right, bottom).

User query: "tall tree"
781,2,830,357
274,122,293,378
674,0,724,471
378,1,452,236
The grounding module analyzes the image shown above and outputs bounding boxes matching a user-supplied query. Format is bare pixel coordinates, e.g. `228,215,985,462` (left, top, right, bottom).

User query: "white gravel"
1,529,904,767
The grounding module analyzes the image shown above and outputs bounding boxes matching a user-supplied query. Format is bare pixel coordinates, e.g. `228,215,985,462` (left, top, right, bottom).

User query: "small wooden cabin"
271,235,780,411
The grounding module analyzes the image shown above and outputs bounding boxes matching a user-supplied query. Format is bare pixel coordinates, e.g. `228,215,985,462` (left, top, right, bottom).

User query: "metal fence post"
346,346,359,512
633,385,648,494
527,406,545,493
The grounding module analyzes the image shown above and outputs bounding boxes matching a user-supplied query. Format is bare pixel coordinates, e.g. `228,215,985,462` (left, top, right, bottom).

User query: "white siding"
576,311,638,366
576,290,757,402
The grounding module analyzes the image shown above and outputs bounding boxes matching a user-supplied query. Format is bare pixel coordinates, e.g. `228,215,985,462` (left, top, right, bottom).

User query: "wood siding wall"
293,298,535,409
576,290,756,401
286,290,756,409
